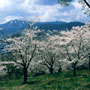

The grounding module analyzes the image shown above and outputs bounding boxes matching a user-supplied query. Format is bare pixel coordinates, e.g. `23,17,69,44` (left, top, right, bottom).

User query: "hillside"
0,20,85,35
0,70,90,90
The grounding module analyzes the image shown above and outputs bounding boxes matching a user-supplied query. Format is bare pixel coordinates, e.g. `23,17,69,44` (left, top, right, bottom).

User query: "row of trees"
1,22,90,84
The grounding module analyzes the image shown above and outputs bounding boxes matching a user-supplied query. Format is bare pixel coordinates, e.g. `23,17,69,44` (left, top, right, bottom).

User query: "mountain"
0,19,85,35
35,21,85,31
0,20,28,34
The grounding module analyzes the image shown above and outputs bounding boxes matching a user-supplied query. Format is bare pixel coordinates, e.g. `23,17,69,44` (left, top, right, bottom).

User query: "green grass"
0,70,90,90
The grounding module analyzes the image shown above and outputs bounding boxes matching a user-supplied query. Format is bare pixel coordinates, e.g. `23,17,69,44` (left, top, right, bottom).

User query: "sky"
0,0,89,24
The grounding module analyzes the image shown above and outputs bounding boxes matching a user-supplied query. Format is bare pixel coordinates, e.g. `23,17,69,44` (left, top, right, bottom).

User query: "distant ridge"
0,19,85,35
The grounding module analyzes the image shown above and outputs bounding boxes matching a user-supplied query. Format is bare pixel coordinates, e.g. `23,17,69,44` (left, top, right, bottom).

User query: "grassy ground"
0,70,90,90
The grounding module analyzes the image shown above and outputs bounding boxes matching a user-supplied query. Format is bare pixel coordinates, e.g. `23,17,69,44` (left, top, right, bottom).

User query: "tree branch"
26,44,37,68
83,0,90,8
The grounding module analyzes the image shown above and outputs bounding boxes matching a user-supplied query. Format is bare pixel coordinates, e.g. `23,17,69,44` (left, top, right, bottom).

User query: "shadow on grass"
84,83,90,89
27,80,41,85
46,79,57,85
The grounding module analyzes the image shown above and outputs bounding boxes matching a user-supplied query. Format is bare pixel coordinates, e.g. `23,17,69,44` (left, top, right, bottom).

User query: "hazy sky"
0,0,89,24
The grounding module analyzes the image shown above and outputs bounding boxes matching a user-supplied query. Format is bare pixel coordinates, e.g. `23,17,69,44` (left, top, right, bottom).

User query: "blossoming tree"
61,23,90,76
5,29,39,84
46,23,90,76
38,34,64,74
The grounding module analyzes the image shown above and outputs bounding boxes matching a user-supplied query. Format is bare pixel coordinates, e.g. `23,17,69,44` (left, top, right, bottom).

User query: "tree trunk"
73,66,76,77
23,66,28,84
49,67,53,74
89,56,90,69
58,65,62,73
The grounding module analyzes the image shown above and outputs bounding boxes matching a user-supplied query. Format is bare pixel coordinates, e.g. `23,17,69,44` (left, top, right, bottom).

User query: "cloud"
72,0,82,9
0,0,12,10
20,0,89,22
0,0,89,24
